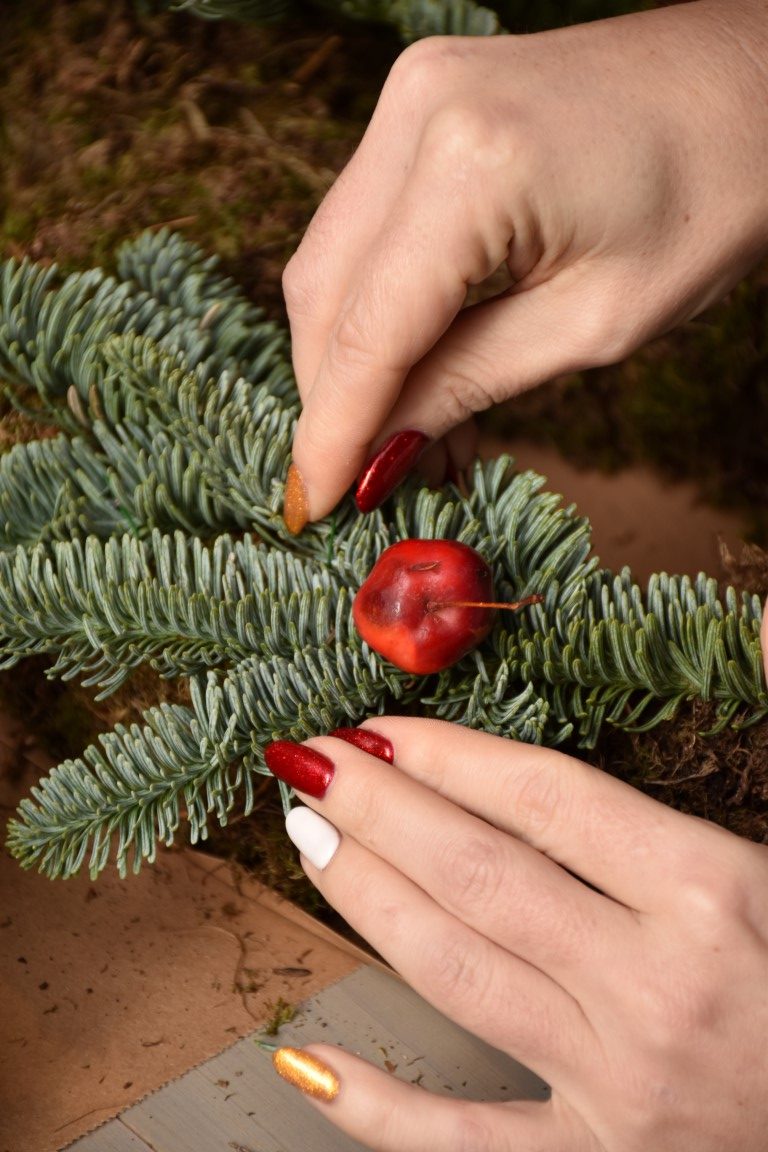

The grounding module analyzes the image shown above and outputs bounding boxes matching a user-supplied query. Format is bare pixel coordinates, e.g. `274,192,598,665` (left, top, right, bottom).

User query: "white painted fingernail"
285,806,340,870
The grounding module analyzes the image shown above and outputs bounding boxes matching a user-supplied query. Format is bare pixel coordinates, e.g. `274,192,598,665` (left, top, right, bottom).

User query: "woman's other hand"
267,714,768,1150
283,0,768,527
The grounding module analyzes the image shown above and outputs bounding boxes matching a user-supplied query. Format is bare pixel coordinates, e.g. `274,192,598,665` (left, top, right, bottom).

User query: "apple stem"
431,594,544,611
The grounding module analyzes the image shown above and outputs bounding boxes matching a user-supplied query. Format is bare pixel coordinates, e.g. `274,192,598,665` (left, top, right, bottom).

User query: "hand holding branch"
284,0,768,527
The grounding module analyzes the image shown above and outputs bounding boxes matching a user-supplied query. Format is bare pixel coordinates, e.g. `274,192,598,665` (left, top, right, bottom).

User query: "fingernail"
264,740,335,798
273,1046,340,1101
283,463,309,535
355,430,429,512
328,726,394,764
285,805,340,870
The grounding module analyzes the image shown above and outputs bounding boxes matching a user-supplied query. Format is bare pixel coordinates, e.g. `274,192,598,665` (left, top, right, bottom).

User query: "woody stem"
432,594,544,611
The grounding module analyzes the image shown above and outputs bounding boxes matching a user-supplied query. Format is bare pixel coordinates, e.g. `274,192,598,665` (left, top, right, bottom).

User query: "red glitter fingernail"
264,741,335,798
355,430,429,512
328,727,394,763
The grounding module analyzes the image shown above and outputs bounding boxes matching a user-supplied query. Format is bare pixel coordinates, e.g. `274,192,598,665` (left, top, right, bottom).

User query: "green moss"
2,209,34,243
0,0,382,313
262,997,297,1035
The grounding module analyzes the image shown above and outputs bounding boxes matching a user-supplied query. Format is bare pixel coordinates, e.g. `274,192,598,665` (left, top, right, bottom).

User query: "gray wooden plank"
244,964,546,1103
64,1120,154,1152
120,1045,372,1152
120,1064,292,1152
338,965,549,1101
277,972,470,1097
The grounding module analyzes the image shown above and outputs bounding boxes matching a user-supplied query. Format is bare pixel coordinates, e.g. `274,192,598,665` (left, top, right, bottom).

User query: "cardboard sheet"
482,439,747,582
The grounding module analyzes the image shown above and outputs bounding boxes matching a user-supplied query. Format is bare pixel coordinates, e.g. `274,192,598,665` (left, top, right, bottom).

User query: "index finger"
351,716,719,912
289,244,465,523
289,144,513,523
283,70,419,397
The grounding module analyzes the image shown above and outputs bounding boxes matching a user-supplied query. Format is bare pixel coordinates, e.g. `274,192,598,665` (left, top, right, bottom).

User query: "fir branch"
504,567,768,745
388,0,503,41
162,0,291,20
5,698,255,879
115,230,297,400
0,330,309,549
158,0,505,40
315,0,504,42
6,632,406,879
0,230,296,433
94,334,301,542
0,435,120,549
0,531,345,695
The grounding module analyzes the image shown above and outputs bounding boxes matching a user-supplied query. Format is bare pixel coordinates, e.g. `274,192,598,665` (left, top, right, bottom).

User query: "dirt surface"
1,0,395,309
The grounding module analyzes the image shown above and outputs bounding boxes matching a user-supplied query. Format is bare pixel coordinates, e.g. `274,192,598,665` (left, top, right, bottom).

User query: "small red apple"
352,538,542,674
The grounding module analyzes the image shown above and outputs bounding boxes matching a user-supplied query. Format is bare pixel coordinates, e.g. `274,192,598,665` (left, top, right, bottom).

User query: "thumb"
286,269,630,528
382,270,630,453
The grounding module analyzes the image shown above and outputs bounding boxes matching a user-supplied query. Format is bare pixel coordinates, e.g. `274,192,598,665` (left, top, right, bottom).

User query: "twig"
238,107,335,198
291,34,342,87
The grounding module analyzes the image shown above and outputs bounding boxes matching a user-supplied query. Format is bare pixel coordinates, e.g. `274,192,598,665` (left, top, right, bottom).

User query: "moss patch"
0,0,396,314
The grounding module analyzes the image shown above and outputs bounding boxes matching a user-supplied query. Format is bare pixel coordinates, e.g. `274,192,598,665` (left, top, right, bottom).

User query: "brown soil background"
2,0,768,912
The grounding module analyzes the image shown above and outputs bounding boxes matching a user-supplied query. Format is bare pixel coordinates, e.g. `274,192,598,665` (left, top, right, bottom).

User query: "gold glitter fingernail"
283,463,309,535
272,1046,340,1101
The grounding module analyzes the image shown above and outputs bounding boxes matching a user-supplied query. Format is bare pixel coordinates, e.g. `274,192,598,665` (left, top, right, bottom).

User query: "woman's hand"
266,716,768,1150
283,0,768,527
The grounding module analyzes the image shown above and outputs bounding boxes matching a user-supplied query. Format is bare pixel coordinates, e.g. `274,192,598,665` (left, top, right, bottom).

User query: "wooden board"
64,1127,153,1152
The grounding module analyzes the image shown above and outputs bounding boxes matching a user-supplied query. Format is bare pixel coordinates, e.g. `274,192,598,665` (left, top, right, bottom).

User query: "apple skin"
352,539,496,674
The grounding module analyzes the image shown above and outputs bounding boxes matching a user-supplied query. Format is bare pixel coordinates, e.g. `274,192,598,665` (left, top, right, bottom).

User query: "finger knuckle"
510,760,568,841
674,853,751,938
330,305,378,374
450,1104,498,1152
564,288,642,367
645,977,718,1048
385,36,457,104
345,780,387,852
439,834,506,915
281,253,313,319
688,874,746,926
422,100,498,174
387,41,511,177
434,363,497,424
429,928,488,1007
632,952,722,1055
353,870,408,942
